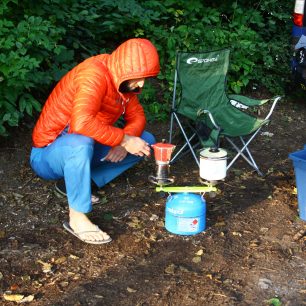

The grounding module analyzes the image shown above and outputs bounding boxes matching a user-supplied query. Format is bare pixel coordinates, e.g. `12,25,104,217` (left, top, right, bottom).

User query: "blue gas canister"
165,192,206,235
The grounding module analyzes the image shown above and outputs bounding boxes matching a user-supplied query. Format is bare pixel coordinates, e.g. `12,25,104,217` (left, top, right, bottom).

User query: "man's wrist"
120,134,130,149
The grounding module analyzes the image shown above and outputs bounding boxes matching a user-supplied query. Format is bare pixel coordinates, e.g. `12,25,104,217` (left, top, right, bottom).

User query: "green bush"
0,1,71,135
0,0,293,136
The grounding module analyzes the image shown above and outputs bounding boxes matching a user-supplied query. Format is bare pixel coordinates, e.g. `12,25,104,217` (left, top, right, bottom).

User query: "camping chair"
169,49,281,176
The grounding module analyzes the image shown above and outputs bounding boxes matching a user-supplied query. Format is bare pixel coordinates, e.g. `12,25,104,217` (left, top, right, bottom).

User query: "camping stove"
148,141,176,186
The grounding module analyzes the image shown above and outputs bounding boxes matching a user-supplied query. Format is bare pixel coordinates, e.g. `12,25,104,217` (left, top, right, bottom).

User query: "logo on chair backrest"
186,55,219,64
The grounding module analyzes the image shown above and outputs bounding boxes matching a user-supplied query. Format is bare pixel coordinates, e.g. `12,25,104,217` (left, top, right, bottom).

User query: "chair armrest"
229,95,282,121
197,109,221,130
264,96,282,121
228,94,272,106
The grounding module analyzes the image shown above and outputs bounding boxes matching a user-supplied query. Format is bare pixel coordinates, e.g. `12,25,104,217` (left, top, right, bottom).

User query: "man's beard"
119,81,140,93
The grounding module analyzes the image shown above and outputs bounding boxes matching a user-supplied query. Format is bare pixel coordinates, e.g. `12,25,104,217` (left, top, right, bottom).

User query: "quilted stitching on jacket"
32,38,160,147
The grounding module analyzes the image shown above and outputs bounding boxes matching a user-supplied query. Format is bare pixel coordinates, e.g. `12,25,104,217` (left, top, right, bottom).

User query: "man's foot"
55,179,100,204
64,208,111,244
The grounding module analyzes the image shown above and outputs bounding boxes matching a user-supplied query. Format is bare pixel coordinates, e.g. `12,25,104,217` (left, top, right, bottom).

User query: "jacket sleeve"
70,68,125,146
123,95,146,137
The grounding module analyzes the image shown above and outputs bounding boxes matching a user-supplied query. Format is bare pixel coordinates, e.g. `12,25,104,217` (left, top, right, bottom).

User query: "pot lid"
200,148,227,158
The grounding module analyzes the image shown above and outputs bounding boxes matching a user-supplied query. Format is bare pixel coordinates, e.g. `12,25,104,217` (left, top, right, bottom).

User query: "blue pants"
30,131,155,213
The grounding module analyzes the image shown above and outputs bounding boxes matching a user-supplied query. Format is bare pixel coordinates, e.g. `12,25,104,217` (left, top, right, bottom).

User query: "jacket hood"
107,38,160,90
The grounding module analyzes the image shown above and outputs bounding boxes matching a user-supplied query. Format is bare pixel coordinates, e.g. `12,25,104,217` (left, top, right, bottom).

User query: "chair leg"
239,136,263,176
225,128,263,176
170,132,198,162
169,111,175,144
170,112,200,167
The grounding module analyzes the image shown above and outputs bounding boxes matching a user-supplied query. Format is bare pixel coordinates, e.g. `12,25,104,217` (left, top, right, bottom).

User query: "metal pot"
200,148,227,181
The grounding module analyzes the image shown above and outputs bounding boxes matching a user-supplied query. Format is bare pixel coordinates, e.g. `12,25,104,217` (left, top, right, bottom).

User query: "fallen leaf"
150,214,159,221
32,281,42,288
215,221,226,227
21,275,31,281
99,197,108,205
10,284,19,291
192,256,201,263
12,192,23,199
127,222,140,228
55,256,67,264
69,254,79,259
3,293,24,302
127,287,137,293
149,233,157,241
37,260,53,273
157,221,164,227
18,295,35,303
261,131,274,137
60,281,69,287
232,231,242,237
195,249,204,256
293,229,306,241
165,264,175,274
0,272,3,280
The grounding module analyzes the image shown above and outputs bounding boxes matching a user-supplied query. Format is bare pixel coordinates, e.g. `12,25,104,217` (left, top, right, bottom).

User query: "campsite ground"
0,96,305,305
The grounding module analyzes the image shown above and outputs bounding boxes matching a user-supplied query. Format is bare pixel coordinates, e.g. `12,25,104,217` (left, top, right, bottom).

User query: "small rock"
258,278,272,289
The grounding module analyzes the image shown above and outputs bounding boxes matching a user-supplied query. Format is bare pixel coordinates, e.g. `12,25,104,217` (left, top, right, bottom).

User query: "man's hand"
104,146,128,162
120,134,151,157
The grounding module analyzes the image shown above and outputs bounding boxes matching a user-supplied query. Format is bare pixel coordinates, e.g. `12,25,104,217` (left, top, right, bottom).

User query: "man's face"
119,78,145,93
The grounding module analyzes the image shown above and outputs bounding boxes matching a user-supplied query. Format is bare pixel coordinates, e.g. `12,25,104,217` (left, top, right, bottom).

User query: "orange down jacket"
32,38,160,148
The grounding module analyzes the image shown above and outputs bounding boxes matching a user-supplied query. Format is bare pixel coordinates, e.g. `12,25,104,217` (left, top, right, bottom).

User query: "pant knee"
66,144,94,168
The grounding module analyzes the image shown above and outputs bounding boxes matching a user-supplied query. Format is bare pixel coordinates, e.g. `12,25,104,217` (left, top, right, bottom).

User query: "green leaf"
267,297,282,306
0,124,7,136
19,95,27,112
25,102,32,116
55,49,74,63
103,212,113,221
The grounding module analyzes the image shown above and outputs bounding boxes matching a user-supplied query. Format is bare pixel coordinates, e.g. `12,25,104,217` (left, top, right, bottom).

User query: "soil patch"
0,98,305,305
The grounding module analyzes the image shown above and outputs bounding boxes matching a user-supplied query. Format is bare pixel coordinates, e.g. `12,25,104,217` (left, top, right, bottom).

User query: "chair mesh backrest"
174,49,264,137
176,49,230,121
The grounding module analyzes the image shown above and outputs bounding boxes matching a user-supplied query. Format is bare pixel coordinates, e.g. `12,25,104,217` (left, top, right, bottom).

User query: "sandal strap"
75,226,101,236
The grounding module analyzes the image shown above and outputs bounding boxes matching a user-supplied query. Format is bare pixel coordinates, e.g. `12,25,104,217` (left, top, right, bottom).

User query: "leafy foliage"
0,0,293,136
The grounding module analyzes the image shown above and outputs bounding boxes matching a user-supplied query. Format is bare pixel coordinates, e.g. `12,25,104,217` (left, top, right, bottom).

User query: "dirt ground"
0,97,306,306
